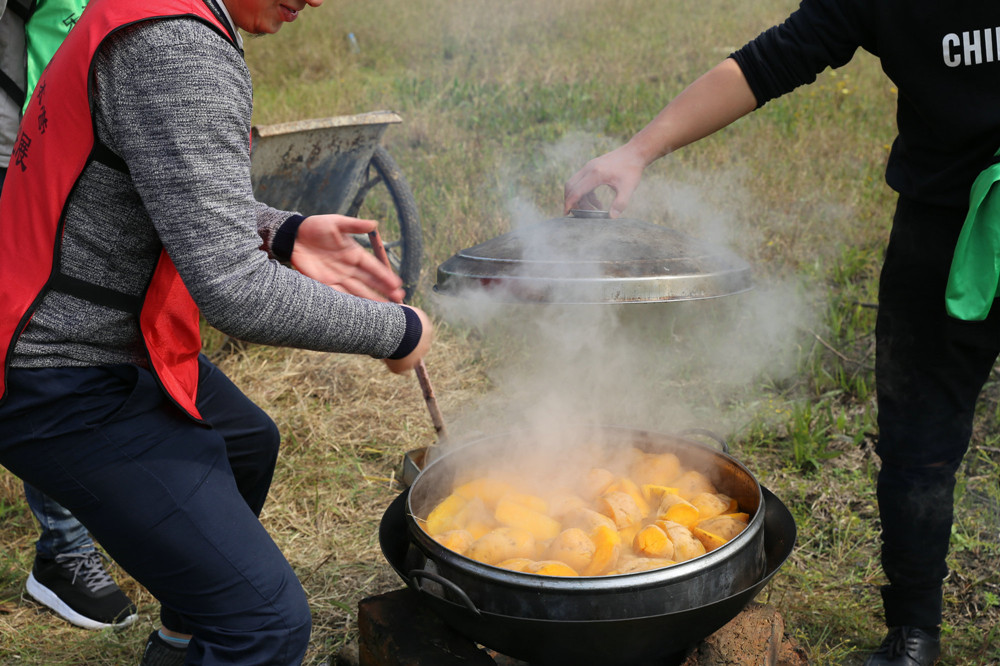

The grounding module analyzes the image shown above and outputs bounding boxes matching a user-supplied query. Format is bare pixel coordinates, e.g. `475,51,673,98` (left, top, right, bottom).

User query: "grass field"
2,0,1000,664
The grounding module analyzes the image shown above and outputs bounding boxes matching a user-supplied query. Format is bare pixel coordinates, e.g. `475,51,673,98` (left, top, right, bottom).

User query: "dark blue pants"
0,356,311,665
875,197,1000,629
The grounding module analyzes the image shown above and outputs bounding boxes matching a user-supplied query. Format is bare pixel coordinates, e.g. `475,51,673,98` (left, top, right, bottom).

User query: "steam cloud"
431,132,819,458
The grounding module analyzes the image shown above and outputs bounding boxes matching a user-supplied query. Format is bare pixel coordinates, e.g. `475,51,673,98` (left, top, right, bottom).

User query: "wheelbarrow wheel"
347,145,423,303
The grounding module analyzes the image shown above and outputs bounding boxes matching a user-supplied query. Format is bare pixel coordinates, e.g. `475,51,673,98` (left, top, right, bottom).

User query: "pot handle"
677,428,730,454
407,569,482,616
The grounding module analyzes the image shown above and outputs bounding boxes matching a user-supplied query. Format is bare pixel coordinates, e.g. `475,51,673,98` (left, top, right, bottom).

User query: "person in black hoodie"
565,2,1000,664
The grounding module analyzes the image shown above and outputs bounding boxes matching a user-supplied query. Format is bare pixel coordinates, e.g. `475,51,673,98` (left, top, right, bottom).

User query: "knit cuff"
272,214,306,262
388,306,422,360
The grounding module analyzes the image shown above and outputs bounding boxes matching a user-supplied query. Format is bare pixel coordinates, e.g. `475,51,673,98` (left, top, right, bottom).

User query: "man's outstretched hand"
291,214,405,303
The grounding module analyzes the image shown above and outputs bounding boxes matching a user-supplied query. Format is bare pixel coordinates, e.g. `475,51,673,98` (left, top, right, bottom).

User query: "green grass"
3,0,1000,663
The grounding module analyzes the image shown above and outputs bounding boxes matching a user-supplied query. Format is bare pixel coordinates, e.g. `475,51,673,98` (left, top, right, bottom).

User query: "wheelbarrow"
249,110,447,443
250,110,423,301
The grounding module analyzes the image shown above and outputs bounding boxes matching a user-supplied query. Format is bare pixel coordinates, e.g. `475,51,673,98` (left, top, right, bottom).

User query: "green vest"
23,0,87,113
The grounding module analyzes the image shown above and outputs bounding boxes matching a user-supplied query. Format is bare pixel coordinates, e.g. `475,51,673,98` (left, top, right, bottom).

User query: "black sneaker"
26,550,138,630
140,630,188,666
864,626,941,666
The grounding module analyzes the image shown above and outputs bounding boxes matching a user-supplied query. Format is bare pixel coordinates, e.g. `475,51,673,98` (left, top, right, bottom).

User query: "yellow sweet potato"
497,557,534,572
453,477,516,508
424,493,469,536
633,524,675,559
433,529,476,555
543,528,596,573
618,524,640,549
689,492,731,521
527,560,579,577
545,492,587,519
453,497,495,539
657,520,707,562
616,557,676,574
582,524,621,576
562,506,617,534
715,493,739,514
580,467,616,499
696,515,748,541
641,484,681,504
656,493,700,528
630,452,682,487
673,470,717,500
495,497,562,540
466,527,536,565
604,478,651,516
690,526,729,552
598,491,644,529
500,492,549,514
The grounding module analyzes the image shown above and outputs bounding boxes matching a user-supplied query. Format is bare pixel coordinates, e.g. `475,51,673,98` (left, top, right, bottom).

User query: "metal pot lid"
434,210,753,304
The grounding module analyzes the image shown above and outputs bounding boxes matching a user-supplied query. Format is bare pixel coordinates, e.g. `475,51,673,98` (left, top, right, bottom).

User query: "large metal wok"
379,426,796,665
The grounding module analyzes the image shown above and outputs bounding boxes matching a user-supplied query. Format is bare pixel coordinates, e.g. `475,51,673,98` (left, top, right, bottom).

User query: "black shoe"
864,626,941,666
26,550,138,630
140,630,188,666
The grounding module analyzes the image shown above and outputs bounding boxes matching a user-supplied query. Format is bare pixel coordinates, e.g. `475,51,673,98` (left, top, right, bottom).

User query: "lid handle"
568,208,611,219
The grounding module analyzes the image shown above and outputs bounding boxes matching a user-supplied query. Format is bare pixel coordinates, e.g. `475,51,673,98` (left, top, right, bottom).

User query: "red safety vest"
0,0,240,421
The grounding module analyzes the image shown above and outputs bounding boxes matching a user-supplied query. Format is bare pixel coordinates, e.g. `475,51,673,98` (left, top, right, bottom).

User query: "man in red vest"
0,0,432,664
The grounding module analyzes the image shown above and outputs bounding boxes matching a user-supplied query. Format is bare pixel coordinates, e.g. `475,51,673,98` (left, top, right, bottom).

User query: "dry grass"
4,0,1000,664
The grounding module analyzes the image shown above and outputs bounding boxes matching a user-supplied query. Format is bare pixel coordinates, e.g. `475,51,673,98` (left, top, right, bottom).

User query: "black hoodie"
732,0,1000,208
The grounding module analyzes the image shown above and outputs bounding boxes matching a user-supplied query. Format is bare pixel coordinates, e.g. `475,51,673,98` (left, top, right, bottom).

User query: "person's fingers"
294,250,402,301
609,184,633,218
564,185,582,214
353,249,404,288
582,191,606,211
563,169,595,213
611,178,639,217
564,159,618,213
331,216,379,235
347,271,405,302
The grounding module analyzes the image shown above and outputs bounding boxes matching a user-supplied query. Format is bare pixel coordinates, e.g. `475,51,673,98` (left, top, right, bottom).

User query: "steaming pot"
434,210,753,304
380,425,795,664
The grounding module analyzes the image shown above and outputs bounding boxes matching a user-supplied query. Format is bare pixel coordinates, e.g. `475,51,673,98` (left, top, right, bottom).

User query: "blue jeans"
875,197,1000,629
24,482,94,558
0,355,311,665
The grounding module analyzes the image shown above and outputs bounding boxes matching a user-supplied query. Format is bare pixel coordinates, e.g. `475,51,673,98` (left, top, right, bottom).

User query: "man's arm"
564,58,757,217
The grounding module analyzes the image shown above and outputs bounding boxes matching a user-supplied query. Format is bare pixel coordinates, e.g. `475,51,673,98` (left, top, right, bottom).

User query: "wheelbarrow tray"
250,110,401,216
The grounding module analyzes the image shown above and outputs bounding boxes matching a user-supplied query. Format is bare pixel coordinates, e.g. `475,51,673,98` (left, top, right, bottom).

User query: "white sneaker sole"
26,573,138,631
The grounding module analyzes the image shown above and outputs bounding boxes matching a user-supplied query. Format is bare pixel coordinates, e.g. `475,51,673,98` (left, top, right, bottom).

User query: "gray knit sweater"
12,5,408,369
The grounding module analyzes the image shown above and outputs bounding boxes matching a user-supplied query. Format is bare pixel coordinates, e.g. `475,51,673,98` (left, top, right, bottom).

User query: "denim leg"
23,482,94,558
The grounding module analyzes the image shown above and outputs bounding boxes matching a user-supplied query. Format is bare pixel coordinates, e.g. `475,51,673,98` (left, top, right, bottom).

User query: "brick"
680,603,807,666
357,588,497,666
